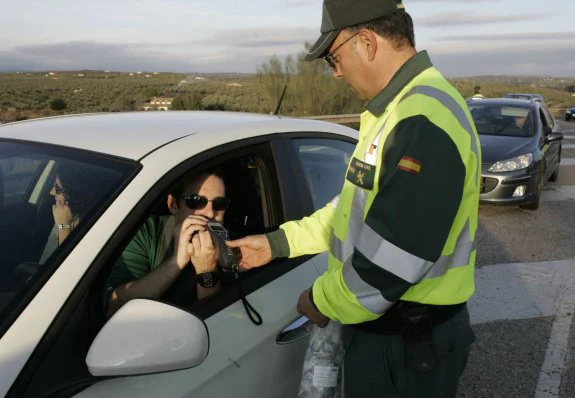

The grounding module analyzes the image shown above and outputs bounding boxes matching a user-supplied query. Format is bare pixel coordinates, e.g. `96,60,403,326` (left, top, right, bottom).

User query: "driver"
104,169,229,318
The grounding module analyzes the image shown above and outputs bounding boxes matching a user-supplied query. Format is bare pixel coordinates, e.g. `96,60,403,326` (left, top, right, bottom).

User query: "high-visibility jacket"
279,54,481,325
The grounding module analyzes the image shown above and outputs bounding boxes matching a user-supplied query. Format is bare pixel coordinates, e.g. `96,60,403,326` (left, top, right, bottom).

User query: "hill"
1,70,574,124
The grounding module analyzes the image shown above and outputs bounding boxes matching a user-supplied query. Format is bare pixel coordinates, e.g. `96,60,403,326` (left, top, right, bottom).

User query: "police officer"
470,85,486,100
228,0,480,396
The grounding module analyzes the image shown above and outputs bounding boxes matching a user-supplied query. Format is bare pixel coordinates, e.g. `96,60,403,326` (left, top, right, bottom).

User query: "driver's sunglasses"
323,31,360,70
182,194,230,211
52,182,64,195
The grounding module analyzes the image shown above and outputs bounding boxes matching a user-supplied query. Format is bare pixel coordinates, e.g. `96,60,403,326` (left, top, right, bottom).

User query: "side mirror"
86,299,209,377
546,132,564,143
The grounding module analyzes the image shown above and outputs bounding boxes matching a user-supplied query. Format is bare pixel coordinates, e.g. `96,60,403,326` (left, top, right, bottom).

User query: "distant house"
142,96,173,111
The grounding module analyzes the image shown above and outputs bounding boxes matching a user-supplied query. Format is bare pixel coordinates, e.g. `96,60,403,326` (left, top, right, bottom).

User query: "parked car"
565,105,575,121
468,98,563,210
0,112,358,397
503,93,544,103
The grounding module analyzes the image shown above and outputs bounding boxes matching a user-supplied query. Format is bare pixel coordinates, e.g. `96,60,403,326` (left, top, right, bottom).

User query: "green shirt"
106,215,175,289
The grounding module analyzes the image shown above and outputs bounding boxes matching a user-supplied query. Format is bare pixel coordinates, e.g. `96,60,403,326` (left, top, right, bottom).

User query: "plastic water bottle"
297,320,344,398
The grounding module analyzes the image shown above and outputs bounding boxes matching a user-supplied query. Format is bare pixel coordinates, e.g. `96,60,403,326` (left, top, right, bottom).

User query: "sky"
1,0,574,77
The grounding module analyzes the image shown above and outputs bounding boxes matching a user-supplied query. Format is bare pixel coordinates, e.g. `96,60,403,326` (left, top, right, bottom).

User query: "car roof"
468,98,536,108
503,93,542,97
0,111,356,160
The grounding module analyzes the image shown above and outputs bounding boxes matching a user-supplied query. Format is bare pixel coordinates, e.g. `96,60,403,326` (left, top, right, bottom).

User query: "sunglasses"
182,194,230,211
52,182,64,195
323,31,360,71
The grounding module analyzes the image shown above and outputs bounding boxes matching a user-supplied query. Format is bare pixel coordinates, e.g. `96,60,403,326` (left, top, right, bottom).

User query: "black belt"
352,301,466,335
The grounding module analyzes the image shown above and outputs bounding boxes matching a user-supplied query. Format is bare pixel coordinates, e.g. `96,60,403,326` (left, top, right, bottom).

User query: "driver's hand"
174,215,208,270
189,230,218,273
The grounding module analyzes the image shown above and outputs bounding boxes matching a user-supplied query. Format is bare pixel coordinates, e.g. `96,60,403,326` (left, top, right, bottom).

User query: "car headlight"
488,153,533,172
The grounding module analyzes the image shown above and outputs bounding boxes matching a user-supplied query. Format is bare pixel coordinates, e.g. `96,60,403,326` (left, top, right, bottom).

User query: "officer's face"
328,30,371,101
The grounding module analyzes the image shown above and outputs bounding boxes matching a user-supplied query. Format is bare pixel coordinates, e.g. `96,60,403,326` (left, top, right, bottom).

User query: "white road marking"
560,158,575,166
468,259,575,398
535,257,575,397
563,144,575,149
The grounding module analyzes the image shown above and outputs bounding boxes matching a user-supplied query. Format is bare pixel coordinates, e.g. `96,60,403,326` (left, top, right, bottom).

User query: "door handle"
276,316,311,345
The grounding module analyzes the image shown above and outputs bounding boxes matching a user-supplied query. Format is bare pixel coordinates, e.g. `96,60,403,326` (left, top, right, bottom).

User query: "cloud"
0,39,296,73
286,0,316,7
210,27,317,48
410,0,497,2
425,36,575,77
0,42,200,72
435,31,575,42
2,26,575,77
418,12,543,27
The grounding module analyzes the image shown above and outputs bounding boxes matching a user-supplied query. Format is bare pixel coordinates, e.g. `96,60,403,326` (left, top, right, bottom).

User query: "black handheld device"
206,221,239,271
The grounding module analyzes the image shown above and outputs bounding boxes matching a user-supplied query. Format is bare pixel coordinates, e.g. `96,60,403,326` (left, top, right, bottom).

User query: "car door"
6,134,323,398
540,106,561,180
280,134,357,275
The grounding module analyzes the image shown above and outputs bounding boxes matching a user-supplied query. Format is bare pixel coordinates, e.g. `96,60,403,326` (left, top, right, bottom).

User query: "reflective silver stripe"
341,256,394,315
423,219,476,280
403,85,478,159
329,195,340,208
356,224,434,283
329,188,366,263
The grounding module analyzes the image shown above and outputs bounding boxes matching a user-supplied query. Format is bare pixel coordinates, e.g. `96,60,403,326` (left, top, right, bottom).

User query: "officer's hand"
297,288,329,328
226,234,271,271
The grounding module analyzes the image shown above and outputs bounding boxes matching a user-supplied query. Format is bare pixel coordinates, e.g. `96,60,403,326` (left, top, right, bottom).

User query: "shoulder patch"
397,156,421,175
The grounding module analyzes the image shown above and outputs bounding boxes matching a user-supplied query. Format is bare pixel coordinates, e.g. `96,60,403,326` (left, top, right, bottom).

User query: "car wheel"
520,168,543,211
549,152,561,182
566,115,572,121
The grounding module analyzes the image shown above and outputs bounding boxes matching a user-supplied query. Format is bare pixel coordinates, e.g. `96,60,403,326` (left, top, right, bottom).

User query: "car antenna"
271,84,288,116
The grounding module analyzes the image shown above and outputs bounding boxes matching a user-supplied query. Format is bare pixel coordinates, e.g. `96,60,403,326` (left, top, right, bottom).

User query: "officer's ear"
358,29,378,62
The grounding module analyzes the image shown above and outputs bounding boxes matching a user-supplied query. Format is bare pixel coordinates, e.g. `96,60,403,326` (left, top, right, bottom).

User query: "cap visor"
305,30,340,61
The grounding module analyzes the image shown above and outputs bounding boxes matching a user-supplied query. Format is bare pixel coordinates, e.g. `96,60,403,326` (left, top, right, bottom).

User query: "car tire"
549,152,561,182
566,115,572,121
520,168,543,211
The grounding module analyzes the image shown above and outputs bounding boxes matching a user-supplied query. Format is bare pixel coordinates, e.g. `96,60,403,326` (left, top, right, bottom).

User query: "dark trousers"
342,304,476,398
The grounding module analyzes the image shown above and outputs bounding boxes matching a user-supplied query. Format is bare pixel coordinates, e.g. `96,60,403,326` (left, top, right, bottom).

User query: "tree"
171,96,187,110
48,98,67,111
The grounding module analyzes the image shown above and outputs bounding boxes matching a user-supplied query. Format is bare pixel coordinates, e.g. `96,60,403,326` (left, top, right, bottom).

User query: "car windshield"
0,140,137,320
468,104,534,137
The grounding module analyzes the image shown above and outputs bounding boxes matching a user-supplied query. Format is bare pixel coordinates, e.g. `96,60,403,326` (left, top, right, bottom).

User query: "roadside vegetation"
1,47,574,124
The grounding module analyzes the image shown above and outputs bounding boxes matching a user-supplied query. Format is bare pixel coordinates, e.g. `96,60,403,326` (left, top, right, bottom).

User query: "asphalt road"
457,120,575,398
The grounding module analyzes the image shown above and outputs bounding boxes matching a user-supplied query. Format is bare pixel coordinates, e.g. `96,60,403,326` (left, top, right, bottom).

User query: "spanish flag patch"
397,157,421,174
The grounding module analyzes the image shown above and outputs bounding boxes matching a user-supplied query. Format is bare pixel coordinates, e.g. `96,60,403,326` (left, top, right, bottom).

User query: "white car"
0,111,357,398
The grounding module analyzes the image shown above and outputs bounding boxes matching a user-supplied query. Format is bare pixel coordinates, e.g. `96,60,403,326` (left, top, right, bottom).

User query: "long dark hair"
57,163,117,221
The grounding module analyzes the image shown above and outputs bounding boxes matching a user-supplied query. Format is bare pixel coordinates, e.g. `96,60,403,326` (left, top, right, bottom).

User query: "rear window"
0,141,137,325
468,103,534,137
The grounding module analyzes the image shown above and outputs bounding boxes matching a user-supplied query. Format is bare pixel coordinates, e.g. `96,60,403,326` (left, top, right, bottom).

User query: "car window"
292,138,355,209
469,103,534,137
0,157,46,206
101,149,280,320
541,107,555,129
0,141,137,323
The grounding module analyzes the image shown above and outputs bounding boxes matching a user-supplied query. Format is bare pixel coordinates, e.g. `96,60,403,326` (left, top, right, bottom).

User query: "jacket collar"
366,50,433,116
